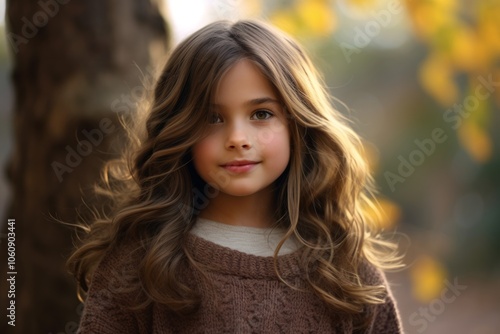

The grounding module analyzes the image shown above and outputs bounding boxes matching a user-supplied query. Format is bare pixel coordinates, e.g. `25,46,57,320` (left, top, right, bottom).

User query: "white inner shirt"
191,217,301,257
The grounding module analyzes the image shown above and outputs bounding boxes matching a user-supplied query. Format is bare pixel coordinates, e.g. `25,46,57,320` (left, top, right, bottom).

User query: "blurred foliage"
252,0,500,297
407,0,500,163
267,0,499,164
270,0,337,36
410,255,448,302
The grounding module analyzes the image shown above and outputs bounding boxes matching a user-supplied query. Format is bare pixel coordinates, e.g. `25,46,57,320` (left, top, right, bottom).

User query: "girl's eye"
209,113,222,124
252,110,273,120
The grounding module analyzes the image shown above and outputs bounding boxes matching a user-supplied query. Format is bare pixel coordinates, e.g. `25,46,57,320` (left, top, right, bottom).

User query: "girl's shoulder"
96,240,143,274
358,260,389,286
88,239,144,302
79,242,148,332
357,260,404,333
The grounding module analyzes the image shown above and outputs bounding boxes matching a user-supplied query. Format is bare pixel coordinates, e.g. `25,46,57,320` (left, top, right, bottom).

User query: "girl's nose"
225,123,252,150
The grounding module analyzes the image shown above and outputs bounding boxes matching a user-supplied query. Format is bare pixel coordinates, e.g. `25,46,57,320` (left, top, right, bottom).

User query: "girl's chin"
217,185,270,198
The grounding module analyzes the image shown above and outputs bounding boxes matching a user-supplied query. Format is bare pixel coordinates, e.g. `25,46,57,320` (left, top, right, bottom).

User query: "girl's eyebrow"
244,97,281,107
210,97,281,108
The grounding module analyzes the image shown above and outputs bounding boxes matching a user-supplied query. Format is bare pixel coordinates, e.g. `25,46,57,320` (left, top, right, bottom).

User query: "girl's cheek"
257,121,288,145
257,128,274,145
193,138,215,163
196,133,218,150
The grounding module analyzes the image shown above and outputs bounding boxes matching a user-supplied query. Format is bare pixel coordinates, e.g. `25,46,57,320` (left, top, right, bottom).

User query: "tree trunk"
1,0,168,333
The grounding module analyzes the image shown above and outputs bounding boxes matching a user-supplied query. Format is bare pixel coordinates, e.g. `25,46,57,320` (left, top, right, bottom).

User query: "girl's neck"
198,186,276,228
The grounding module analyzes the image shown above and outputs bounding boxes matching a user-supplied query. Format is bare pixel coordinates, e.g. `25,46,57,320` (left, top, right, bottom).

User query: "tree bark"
1,0,168,333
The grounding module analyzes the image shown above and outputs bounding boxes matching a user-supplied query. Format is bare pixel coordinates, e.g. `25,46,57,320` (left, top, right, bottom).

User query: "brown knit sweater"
77,234,403,333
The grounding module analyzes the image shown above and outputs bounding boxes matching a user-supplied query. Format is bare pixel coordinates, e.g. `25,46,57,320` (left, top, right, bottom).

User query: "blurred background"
1,0,499,333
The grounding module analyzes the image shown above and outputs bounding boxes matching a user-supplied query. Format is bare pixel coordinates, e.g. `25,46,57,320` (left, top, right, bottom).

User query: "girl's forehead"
213,59,280,104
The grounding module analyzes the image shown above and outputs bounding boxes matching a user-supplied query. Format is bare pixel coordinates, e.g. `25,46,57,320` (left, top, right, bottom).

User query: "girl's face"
192,59,290,197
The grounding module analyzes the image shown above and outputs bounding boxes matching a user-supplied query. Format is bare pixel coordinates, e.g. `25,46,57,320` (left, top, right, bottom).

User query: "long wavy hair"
68,19,401,319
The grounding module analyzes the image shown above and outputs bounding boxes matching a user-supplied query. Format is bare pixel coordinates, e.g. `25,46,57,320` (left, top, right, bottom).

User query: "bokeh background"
1,0,499,333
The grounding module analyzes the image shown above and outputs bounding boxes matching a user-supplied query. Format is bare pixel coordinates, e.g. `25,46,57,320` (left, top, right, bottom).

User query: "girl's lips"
221,161,260,173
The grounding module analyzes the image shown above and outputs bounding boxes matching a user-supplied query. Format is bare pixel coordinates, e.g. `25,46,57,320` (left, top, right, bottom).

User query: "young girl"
69,19,403,333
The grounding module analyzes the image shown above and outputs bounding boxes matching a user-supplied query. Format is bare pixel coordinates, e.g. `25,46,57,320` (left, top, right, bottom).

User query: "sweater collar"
185,233,306,280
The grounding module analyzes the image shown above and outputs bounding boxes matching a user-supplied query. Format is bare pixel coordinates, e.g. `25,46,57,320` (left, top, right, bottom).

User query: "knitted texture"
77,234,403,333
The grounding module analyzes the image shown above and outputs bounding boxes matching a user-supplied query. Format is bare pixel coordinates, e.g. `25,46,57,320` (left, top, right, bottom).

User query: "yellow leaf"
450,25,489,72
410,256,447,303
348,0,378,9
433,0,458,10
376,198,401,229
363,197,401,230
270,10,299,36
296,0,337,36
478,12,500,57
457,121,493,163
409,0,456,40
419,53,458,106
454,77,493,163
